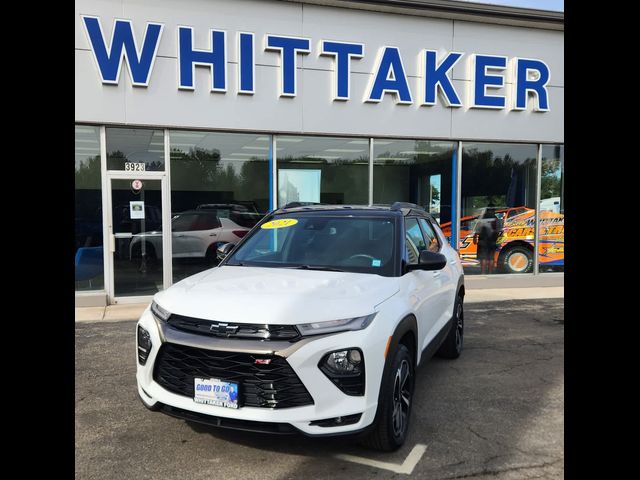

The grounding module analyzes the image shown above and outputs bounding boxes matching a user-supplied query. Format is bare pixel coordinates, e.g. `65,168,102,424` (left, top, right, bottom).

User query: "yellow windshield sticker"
261,219,298,229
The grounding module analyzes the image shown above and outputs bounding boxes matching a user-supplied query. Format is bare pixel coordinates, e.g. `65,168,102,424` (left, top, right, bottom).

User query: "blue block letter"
367,47,412,104
423,50,463,107
471,54,507,109
515,58,550,111
321,41,364,101
238,32,254,94
82,16,163,86
265,35,311,97
179,27,227,92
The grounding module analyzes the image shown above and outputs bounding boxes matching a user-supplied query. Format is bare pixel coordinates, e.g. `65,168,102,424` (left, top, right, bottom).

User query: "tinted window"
192,214,220,230
405,218,426,265
227,215,396,276
419,218,440,252
75,125,104,292
172,214,197,232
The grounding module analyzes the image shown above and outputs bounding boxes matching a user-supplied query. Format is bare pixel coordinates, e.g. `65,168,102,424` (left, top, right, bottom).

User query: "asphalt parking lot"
75,298,563,480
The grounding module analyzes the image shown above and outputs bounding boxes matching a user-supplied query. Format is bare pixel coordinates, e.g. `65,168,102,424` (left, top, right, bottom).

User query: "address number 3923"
124,162,146,172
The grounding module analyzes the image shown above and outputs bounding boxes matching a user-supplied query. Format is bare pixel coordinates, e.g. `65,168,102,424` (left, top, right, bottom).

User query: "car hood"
154,266,400,324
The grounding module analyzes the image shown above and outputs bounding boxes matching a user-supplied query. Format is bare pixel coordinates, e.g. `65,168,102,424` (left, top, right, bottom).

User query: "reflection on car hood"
154,266,400,325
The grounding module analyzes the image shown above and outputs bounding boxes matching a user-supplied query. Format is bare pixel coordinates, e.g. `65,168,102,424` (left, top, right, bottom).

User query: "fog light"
309,413,362,427
319,348,365,396
327,351,354,373
348,349,362,364
137,326,152,365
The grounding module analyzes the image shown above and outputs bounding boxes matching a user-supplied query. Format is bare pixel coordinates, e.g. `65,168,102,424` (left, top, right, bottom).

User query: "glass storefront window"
75,125,104,291
276,135,369,206
169,131,270,282
111,178,164,297
373,138,455,228
460,142,538,275
106,127,165,171
539,145,564,273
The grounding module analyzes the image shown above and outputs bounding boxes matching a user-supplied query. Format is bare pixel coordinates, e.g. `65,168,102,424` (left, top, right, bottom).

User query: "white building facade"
75,0,564,305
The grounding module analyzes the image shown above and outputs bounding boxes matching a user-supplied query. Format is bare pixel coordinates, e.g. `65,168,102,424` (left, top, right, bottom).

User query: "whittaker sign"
81,15,551,112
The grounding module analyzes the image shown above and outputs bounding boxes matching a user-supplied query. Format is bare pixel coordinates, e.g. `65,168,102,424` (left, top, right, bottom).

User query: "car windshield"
225,214,397,276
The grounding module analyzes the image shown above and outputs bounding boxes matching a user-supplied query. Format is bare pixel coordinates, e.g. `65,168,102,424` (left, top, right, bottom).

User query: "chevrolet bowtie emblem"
209,322,239,335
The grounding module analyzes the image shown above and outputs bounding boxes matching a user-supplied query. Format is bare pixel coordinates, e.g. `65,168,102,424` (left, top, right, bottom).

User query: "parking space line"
335,443,428,475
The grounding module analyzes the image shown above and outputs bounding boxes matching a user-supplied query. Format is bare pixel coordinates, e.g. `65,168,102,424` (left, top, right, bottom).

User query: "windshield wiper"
291,265,345,272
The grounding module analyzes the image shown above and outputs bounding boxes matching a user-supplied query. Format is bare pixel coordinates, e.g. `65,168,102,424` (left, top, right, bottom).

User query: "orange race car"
440,206,564,273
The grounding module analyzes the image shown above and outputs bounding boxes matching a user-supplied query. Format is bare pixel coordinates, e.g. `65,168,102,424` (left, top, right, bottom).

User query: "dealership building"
75,0,564,305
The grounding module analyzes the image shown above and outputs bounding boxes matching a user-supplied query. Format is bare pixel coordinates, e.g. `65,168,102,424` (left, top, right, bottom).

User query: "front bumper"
136,308,389,436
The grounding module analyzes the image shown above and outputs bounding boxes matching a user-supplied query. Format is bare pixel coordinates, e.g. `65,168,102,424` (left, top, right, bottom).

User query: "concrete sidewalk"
75,286,563,323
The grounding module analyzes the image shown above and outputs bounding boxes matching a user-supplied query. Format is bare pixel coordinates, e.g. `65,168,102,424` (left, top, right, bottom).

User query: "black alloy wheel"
391,358,412,439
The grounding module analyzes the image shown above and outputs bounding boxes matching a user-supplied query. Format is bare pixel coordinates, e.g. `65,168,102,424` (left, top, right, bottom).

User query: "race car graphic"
441,206,564,273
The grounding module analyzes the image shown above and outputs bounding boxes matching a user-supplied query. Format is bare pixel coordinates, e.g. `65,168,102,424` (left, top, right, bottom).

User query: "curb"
75,288,563,323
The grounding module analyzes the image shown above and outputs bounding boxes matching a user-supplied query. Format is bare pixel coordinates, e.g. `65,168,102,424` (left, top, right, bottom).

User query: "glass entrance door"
108,177,167,300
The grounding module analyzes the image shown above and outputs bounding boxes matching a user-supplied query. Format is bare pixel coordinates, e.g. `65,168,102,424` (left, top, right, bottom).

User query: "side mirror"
216,242,235,262
407,250,447,271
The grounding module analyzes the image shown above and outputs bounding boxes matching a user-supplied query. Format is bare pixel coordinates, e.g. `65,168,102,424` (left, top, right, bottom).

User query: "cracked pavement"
75,298,563,479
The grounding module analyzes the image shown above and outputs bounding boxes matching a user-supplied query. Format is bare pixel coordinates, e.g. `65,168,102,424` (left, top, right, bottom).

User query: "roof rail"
281,202,323,209
390,202,425,211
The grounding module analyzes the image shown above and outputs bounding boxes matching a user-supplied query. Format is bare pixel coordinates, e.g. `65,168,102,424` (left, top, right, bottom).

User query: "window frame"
403,216,428,266
417,216,442,253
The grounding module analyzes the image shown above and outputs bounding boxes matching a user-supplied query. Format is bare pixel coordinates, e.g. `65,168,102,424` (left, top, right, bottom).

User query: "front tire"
436,293,464,359
362,344,414,451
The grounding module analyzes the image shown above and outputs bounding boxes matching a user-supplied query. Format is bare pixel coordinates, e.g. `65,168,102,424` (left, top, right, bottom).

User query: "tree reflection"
171,147,270,214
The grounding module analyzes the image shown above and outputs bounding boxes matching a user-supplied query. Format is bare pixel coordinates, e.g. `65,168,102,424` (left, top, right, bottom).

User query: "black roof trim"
274,204,399,214
273,203,438,217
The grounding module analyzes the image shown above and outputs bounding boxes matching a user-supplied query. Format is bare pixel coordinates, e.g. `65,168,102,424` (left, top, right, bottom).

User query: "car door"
403,217,442,353
177,213,222,257
172,213,203,257
418,217,456,330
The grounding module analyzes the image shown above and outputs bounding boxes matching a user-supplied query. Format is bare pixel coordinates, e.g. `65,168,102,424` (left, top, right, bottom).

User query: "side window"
192,214,221,231
405,218,427,265
171,214,196,232
419,218,441,253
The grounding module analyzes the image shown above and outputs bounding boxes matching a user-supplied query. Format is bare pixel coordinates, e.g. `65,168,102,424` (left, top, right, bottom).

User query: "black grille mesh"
153,343,314,409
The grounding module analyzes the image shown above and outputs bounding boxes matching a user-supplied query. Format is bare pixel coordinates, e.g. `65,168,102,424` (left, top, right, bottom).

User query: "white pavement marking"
335,443,428,475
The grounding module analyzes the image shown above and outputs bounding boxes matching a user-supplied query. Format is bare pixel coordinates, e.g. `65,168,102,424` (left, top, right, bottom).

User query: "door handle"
209,233,217,237
433,271,442,278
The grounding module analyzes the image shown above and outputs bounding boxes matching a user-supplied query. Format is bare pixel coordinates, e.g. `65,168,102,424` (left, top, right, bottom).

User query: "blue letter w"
82,16,163,86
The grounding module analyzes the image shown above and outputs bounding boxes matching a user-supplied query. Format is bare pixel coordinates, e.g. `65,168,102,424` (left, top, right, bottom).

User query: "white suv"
129,210,251,263
136,203,464,451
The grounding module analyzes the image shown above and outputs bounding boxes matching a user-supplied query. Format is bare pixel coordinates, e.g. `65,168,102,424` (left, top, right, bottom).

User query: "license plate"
193,378,240,409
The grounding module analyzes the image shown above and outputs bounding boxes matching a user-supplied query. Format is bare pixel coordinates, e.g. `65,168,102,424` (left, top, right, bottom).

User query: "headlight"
297,313,377,336
150,300,171,322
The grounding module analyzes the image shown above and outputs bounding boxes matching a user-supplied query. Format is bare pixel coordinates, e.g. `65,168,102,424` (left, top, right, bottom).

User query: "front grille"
153,343,314,409
167,314,301,341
